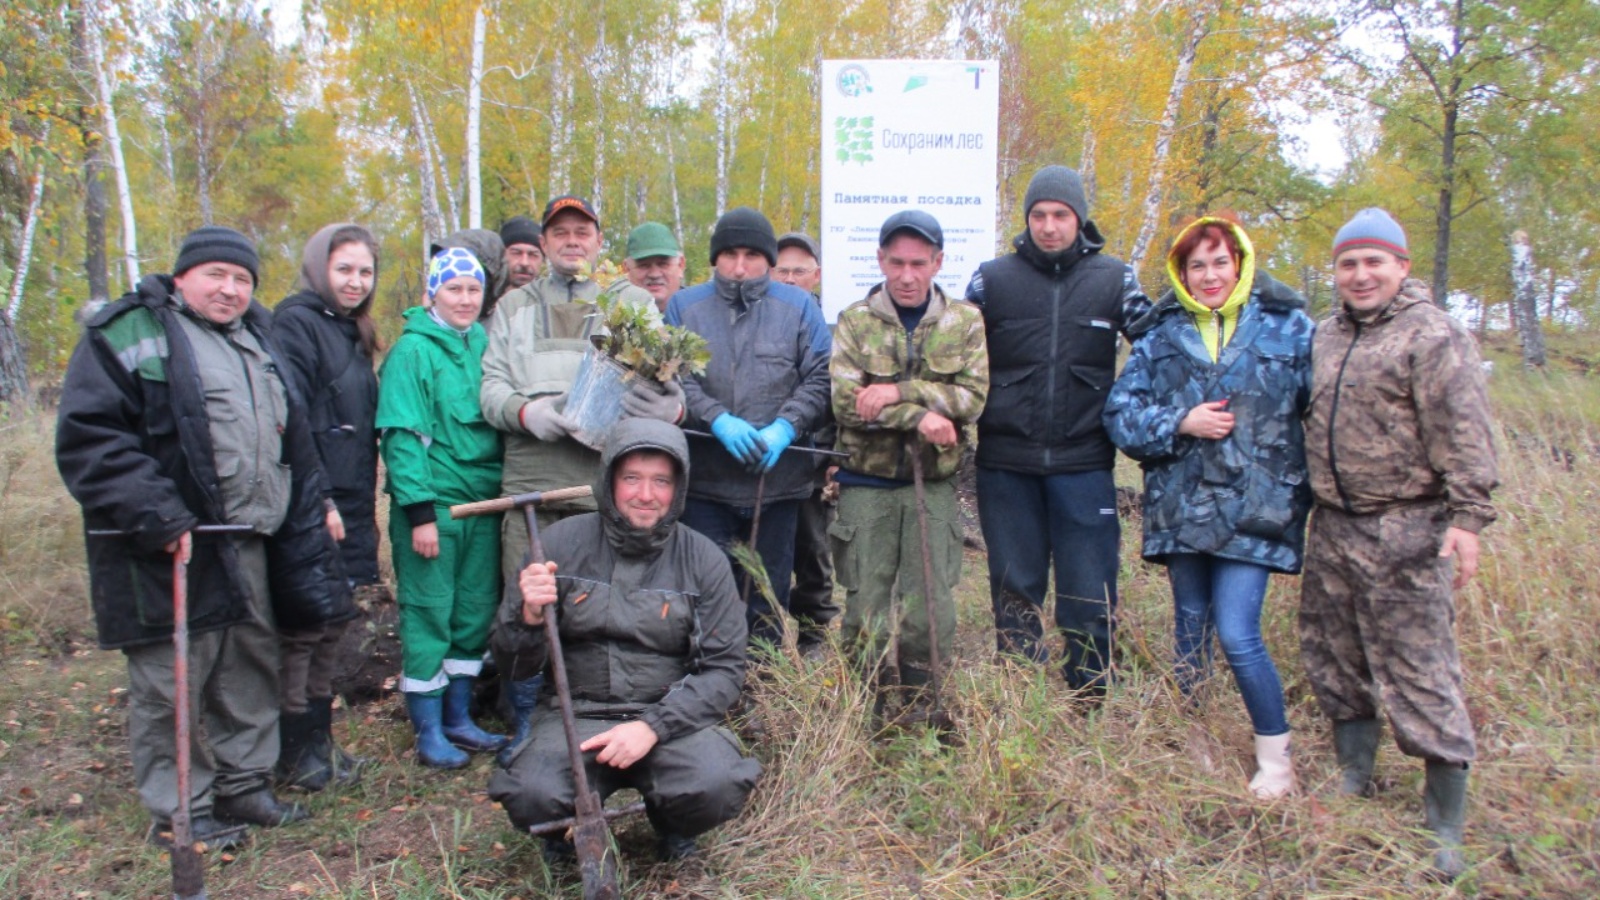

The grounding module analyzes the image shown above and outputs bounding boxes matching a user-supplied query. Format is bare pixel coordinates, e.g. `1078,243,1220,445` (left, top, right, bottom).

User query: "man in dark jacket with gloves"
56,226,349,847
966,166,1150,695
664,207,834,648
488,417,760,861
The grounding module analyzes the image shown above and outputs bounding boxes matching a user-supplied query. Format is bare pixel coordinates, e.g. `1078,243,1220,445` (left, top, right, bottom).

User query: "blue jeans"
1165,553,1288,736
977,466,1120,692
681,497,800,648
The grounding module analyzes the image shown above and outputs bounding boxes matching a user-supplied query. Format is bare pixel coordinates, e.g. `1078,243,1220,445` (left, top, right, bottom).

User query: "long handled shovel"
451,487,636,900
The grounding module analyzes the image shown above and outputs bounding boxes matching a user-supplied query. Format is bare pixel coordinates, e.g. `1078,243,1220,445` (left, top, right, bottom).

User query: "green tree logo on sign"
835,117,875,165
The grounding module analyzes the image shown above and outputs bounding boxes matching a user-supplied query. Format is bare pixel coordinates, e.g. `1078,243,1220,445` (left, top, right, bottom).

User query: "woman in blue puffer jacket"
1104,214,1313,799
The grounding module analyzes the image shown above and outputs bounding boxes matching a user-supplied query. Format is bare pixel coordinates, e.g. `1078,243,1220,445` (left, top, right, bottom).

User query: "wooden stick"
448,485,593,519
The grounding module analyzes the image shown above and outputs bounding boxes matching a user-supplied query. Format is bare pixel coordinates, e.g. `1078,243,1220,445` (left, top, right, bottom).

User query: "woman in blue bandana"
377,247,508,768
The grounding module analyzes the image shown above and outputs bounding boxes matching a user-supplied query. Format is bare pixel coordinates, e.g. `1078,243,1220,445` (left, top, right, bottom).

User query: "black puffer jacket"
271,289,380,584
56,276,353,648
489,418,747,742
966,226,1150,473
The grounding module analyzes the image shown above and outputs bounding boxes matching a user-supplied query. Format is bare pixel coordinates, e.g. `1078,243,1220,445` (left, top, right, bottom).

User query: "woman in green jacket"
377,247,506,768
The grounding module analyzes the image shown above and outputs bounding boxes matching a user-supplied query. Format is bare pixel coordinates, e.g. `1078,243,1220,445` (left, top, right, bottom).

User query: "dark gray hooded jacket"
488,417,748,742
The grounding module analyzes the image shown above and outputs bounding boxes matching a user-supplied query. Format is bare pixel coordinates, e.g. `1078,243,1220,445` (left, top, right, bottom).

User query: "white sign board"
819,59,999,321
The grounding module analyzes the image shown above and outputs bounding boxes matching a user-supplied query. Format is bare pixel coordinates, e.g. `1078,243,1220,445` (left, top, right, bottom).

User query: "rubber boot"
1332,718,1381,797
405,692,469,769
274,707,331,792
441,676,509,753
1247,732,1295,799
1423,760,1469,881
214,787,310,826
310,696,366,787
495,674,544,768
657,831,699,861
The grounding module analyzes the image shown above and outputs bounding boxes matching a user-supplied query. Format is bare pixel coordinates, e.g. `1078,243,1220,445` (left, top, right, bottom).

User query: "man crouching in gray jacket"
487,417,761,862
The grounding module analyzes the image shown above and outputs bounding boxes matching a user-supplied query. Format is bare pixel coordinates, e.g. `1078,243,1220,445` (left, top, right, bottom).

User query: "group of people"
54,162,1496,881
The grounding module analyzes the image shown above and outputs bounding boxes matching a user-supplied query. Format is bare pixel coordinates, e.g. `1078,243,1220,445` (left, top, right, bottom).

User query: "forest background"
3,0,1600,394
4,2,1600,897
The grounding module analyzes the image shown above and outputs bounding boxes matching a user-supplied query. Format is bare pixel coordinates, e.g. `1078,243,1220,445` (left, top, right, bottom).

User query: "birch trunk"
1127,1,1215,273
84,0,137,291
666,128,684,242
0,309,28,407
590,9,608,219
407,80,446,248
1079,118,1098,211
549,61,570,197
8,161,47,321
422,102,459,233
466,4,486,229
712,0,734,217
1509,230,1546,369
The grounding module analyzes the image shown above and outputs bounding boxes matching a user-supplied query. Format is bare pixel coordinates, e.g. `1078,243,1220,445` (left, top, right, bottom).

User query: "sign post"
819,59,1000,320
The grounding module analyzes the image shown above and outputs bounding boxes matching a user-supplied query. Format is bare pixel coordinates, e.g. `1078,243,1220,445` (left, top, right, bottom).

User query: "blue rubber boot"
495,675,544,768
405,692,469,769
442,677,510,753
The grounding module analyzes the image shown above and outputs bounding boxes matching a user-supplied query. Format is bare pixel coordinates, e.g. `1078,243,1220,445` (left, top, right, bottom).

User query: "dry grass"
3,353,1599,897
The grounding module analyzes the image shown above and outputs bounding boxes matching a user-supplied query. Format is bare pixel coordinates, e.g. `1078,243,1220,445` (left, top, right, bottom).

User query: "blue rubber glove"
710,413,767,466
756,418,796,472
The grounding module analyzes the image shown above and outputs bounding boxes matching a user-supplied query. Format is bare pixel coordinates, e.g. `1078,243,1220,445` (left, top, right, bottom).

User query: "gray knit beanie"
174,226,260,285
1333,208,1409,260
710,207,778,266
1023,165,1088,226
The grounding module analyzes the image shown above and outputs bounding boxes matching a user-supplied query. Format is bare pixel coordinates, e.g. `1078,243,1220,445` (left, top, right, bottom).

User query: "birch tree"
82,0,138,291
466,3,485,228
1509,230,1546,368
1126,0,1217,273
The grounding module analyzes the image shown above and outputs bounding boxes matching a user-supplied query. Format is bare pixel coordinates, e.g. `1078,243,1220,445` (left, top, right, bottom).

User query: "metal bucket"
565,345,631,450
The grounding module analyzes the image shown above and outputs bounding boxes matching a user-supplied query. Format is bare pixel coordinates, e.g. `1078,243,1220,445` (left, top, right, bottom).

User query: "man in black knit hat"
665,208,833,651
966,166,1150,696
499,215,544,289
57,226,350,847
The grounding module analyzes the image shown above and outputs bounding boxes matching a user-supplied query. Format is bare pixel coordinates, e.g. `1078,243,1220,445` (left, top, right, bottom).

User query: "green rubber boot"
1332,718,1381,797
1423,760,1469,881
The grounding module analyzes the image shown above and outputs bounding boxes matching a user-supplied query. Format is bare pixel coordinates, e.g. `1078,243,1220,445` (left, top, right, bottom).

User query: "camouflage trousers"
1299,501,1475,764
830,480,962,672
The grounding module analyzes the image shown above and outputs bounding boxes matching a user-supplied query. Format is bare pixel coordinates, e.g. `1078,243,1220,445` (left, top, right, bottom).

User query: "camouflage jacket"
1105,272,1314,573
1305,279,1498,532
831,284,988,482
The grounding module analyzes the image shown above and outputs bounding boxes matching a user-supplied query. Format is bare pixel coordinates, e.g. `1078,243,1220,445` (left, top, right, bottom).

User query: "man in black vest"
965,166,1150,696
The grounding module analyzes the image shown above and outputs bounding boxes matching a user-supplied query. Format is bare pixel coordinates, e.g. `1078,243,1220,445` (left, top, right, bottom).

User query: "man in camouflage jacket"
1300,208,1497,880
829,211,988,712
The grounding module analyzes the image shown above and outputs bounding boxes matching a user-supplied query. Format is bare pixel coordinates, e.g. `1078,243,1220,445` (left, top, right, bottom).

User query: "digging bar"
90,524,255,900
903,443,955,732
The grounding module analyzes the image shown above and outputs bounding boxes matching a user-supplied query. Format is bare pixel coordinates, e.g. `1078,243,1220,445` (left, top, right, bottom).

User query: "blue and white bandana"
426,247,486,298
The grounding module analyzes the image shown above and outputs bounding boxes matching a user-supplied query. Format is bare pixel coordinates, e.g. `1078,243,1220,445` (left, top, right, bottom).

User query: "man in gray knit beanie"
1300,205,1496,882
964,164,1150,696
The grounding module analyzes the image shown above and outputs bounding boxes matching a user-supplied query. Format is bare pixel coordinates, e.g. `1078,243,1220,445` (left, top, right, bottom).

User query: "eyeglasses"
773,266,817,278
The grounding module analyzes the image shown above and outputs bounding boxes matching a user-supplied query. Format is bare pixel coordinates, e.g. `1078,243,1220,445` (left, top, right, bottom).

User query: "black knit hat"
499,215,542,248
174,226,260,285
710,207,778,266
1023,165,1088,226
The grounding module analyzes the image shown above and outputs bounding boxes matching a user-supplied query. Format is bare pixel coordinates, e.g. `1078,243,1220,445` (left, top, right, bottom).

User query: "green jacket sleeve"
377,339,439,515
